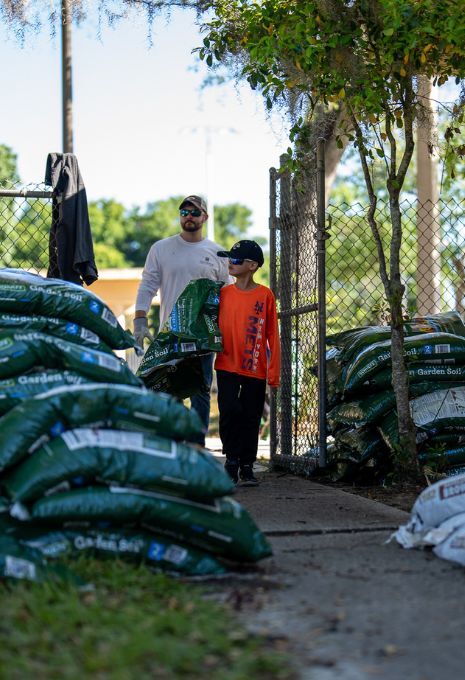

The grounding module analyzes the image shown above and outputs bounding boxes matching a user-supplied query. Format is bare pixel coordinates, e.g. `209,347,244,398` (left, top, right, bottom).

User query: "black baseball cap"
217,240,264,267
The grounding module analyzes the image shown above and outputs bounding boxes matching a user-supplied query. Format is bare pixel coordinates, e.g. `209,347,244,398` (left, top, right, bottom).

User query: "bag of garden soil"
433,519,465,566
0,370,92,416
419,444,465,469
0,330,141,386
0,312,114,353
379,386,465,451
3,524,226,576
28,486,272,563
393,473,465,547
0,383,204,472
137,278,223,381
0,534,86,585
325,347,344,405
363,364,465,392
0,268,136,350
327,311,465,361
343,332,465,394
3,427,234,504
326,445,387,483
421,432,465,449
328,381,462,429
141,355,208,399
329,390,397,430
333,425,386,463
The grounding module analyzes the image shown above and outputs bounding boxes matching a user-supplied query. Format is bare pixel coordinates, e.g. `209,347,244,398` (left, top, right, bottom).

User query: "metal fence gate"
269,142,327,473
0,181,54,272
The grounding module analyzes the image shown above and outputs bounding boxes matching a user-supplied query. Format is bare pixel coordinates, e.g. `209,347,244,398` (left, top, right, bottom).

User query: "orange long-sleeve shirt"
215,283,281,386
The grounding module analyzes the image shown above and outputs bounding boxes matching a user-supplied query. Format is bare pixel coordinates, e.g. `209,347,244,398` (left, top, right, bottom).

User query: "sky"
0,5,290,242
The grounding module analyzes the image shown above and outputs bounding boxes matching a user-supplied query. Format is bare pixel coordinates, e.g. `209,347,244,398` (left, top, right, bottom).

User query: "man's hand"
133,316,154,348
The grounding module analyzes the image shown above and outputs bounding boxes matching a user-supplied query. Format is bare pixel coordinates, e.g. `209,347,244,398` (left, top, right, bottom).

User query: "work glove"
133,316,154,348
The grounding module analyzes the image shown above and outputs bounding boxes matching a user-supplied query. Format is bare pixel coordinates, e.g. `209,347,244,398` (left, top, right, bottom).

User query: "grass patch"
0,557,290,679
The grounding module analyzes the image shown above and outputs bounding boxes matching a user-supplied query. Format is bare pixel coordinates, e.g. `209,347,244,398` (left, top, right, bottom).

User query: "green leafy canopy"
199,0,465,133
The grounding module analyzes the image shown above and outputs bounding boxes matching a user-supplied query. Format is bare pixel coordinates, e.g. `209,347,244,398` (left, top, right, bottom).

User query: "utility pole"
61,0,74,153
416,75,440,314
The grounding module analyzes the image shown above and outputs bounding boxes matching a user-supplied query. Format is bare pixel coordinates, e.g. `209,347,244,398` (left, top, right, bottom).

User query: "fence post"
316,139,327,468
279,155,294,458
269,167,278,461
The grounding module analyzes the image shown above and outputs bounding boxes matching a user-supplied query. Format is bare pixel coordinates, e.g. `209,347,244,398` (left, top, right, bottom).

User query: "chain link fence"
0,181,53,273
327,197,465,333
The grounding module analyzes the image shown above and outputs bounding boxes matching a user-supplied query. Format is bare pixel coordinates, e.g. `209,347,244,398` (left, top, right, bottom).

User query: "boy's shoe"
239,464,259,487
224,460,239,484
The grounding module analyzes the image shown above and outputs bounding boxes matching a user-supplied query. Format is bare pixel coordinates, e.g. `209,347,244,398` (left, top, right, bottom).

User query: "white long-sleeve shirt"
136,234,231,330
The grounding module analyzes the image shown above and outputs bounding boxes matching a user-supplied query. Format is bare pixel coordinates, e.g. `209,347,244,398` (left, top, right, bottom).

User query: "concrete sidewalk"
212,458,465,680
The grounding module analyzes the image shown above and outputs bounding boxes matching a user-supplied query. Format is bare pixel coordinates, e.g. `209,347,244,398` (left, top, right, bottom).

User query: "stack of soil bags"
0,273,271,581
0,385,271,580
137,279,224,398
326,312,465,480
393,473,465,568
0,268,142,408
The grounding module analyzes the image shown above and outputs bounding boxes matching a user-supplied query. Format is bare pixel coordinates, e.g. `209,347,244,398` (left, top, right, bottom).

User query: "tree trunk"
389,281,418,461
385,81,419,469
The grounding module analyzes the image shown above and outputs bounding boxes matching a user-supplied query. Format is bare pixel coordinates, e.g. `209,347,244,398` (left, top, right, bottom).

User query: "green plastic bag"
0,383,204,473
138,279,223,385
0,312,114,353
0,330,141,386
2,524,226,576
4,427,234,504
29,486,273,563
0,370,92,416
343,333,465,394
0,268,136,350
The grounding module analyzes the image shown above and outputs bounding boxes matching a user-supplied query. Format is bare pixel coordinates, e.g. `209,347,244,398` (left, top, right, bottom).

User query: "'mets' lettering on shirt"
241,303,265,372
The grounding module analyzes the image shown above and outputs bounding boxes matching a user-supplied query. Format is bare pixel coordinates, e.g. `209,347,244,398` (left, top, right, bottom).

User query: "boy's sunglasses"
180,208,202,217
229,257,253,265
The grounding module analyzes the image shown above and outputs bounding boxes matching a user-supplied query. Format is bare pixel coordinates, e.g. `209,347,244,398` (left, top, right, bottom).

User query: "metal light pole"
61,0,74,153
179,126,238,242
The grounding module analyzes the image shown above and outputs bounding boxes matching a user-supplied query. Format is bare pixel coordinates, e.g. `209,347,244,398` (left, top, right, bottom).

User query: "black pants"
216,369,266,467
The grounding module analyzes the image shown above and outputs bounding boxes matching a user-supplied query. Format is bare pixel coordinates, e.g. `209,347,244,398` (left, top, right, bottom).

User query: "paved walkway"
207,454,465,680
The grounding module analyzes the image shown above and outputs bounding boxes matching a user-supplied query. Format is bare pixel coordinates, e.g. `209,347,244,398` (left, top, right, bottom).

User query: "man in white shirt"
134,195,230,446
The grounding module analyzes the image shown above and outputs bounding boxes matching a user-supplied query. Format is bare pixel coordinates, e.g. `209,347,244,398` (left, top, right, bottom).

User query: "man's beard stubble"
182,220,202,232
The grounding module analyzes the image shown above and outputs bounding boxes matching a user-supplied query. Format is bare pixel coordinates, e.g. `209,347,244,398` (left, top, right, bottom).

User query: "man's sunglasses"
229,257,253,265
180,208,202,217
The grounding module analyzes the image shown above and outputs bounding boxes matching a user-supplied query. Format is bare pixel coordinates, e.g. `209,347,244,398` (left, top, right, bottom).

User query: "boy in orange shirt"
216,240,281,486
